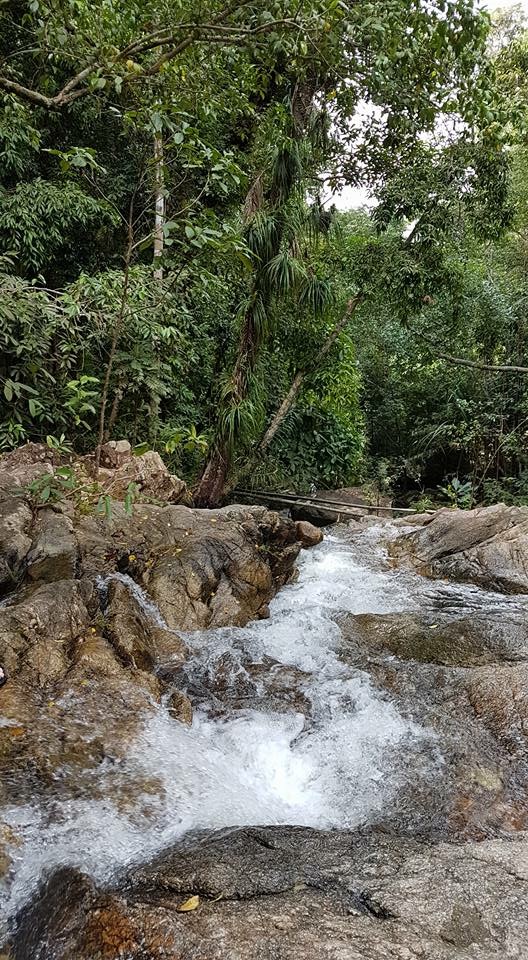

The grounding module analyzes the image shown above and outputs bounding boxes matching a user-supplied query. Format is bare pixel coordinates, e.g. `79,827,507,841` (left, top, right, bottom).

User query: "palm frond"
245,212,281,263
270,141,303,204
298,275,335,315
265,250,304,296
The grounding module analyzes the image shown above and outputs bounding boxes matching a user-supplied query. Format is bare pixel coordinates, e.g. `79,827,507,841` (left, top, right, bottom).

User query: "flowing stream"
3,522,527,939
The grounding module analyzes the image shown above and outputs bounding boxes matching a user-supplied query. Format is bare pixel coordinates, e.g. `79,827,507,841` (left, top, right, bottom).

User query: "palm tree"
195,116,333,505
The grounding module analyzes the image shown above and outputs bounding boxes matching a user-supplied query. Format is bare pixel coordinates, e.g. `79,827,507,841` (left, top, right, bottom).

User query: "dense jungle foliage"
0,0,527,505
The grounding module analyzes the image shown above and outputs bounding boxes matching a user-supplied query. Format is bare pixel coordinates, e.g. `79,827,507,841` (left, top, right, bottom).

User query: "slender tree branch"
259,295,363,450
231,295,364,492
416,331,528,373
0,3,308,109
0,77,54,108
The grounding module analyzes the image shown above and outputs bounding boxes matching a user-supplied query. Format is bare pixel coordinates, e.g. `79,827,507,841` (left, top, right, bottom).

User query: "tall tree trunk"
195,79,318,507
194,303,262,505
153,134,164,283
95,198,135,471
104,382,124,442
194,442,229,506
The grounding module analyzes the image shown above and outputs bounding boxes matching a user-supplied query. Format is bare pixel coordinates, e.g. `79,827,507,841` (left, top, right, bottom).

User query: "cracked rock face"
0,449,314,804
14,826,528,960
391,504,528,593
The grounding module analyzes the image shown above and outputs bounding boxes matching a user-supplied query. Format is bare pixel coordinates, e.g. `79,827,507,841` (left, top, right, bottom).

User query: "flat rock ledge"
13,826,528,959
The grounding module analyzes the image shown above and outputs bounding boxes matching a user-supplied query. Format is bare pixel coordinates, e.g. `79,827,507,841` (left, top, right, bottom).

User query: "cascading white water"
5,521,520,937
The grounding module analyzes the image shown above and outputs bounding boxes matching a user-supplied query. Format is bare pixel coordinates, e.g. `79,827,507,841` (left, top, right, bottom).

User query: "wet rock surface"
338,602,528,839
3,482,528,958
0,446,314,811
15,826,528,960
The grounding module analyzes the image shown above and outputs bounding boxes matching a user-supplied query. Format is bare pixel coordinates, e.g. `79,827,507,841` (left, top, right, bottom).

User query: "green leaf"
133,442,150,456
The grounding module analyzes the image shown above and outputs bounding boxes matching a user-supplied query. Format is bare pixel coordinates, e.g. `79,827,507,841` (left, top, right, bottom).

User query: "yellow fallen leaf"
210,519,218,523
177,895,200,912
128,554,136,562
9,726,25,738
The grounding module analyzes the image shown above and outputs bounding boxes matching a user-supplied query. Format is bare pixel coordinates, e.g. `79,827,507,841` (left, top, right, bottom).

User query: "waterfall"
5,522,520,936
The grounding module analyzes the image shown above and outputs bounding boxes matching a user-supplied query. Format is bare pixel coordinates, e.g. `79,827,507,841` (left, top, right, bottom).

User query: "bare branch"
0,0,308,110
417,331,528,373
0,76,54,108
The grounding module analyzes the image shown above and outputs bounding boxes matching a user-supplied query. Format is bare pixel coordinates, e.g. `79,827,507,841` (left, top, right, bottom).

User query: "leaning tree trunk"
258,296,362,452
195,81,318,508
194,442,229,507
229,296,362,493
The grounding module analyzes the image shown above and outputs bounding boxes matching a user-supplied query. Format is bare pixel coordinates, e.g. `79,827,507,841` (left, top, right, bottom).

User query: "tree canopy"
0,0,526,507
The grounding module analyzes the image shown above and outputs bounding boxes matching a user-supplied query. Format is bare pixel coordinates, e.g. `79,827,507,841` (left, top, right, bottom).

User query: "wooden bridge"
232,488,419,522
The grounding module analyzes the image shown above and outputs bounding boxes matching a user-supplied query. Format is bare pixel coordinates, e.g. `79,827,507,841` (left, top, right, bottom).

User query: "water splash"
1,525,448,935
96,571,170,629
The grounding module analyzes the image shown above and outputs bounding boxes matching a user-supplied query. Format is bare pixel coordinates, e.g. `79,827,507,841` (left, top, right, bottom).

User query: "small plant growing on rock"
26,467,140,521
27,466,78,505
438,477,474,509
45,434,74,457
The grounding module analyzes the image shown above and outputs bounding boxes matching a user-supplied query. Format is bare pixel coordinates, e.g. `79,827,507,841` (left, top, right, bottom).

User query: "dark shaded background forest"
1,0,527,506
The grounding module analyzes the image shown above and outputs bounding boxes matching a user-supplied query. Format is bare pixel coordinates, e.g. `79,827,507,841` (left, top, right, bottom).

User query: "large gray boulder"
392,504,528,593
14,826,528,959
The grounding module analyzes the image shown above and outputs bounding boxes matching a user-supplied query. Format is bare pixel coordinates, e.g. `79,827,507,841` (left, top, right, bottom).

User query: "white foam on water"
96,571,170,628
1,524,442,938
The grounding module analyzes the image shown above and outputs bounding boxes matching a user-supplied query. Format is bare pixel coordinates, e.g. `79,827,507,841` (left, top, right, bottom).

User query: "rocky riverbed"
1,445,528,958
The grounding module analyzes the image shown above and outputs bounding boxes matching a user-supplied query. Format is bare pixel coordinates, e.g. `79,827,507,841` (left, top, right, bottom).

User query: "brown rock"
294,520,323,548
25,506,77,582
73,503,306,630
0,578,93,684
105,449,188,504
0,578,162,796
167,690,193,724
104,578,188,671
99,440,132,469
143,507,301,630
0,493,33,593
